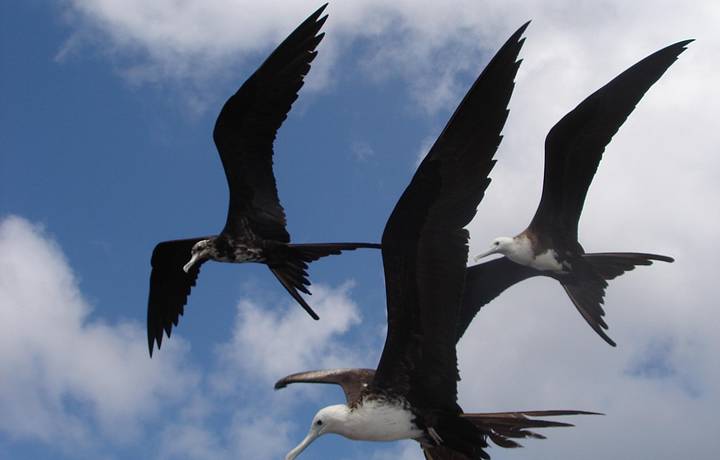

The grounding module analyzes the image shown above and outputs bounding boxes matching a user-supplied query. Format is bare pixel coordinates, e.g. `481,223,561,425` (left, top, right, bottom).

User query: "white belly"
339,400,423,442
505,236,565,272
528,249,564,272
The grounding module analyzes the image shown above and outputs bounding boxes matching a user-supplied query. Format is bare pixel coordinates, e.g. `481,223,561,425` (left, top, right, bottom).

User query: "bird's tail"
461,410,599,449
422,410,597,460
560,252,674,346
583,252,674,280
267,242,381,320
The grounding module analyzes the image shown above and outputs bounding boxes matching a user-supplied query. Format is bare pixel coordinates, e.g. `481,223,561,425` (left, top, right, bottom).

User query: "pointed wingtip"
517,20,532,35
504,20,531,45
313,3,329,20
148,336,160,357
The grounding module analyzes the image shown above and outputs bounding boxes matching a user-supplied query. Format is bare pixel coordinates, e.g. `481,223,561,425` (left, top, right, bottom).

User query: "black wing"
457,258,542,341
372,24,528,412
274,368,376,405
458,252,674,346
213,4,329,242
147,237,208,356
528,40,692,242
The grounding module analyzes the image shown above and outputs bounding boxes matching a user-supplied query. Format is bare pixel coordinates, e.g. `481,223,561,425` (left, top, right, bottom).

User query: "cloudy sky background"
2,1,719,459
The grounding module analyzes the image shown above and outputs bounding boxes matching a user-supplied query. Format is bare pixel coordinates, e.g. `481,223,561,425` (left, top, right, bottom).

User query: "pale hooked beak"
473,247,498,262
285,430,319,460
183,253,201,273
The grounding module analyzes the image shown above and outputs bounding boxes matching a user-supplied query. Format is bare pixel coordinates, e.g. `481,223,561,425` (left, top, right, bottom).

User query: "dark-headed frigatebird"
147,4,380,356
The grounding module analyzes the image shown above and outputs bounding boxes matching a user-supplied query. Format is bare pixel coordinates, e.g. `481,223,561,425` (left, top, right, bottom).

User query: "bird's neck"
502,234,535,264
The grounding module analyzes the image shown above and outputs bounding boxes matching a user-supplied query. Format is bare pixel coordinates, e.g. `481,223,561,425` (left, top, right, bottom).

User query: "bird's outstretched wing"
528,40,692,242
274,368,376,405
457,258,542,341
213,4,329,242
458,252,674,345
147,237,208,356
373,23,528,412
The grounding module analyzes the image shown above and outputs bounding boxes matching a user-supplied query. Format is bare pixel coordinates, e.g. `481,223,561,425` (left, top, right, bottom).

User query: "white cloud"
0,214,371,459
213,281,363,388
0,215,197,446
24,0,720,458
56,0,718,117
452,2,720,459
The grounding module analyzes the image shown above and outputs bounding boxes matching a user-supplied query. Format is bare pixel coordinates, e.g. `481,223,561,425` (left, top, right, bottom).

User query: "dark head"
183,239,216,273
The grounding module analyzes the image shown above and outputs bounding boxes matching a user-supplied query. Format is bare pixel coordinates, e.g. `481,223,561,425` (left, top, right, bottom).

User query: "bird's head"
473,236,514,262
183,239,214,273
285,405,347,460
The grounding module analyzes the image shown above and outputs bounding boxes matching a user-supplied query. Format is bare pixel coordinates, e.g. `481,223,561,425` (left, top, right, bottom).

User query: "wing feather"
529,40,692,240
213,4,329,242
373,24,529,412
274,368,375,405
456,258,541,341
147,237,208,356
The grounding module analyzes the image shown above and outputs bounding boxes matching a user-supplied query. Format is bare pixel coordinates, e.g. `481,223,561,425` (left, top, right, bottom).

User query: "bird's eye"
316,420,323,426
494,242,499,246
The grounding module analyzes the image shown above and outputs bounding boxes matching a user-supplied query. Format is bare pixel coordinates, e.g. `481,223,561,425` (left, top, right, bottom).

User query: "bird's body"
312,399,422,442
473,39,691,345
490,233,565,272
146,4,380,356
277,23,595,460
183,236,265,267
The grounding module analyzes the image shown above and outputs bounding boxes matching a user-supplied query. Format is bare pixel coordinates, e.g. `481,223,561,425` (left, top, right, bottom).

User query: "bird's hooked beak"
285,429,320,460
473,246,498,262
183,253,202,273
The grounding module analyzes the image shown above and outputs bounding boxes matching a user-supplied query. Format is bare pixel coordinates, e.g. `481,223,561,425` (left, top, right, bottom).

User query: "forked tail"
561,252,674,346
463,409,599,448
583,252,674,280
422,410,598,460
268,242,381,319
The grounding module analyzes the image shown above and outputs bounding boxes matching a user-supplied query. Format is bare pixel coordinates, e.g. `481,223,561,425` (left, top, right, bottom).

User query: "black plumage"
277,24,593,460
277,368,595,460
473,40,691,345
458,252,674,343
146,4,380,356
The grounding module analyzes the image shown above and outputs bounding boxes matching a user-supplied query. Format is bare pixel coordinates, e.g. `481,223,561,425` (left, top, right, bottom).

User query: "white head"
183,239,213,273
285,405,348,460
473,236,515,262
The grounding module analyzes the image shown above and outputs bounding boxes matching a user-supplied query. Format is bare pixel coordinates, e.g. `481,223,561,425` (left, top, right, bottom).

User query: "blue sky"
2,1,720,459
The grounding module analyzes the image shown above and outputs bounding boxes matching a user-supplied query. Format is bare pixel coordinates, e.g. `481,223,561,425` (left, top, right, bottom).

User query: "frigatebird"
276,23,593,460
276,369,593,459
472,40,692,346
146,4,379,356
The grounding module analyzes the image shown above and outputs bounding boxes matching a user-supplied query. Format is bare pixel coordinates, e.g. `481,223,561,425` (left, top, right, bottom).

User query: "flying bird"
276,369,594,460
146,4,380,356
472,40,691,346
276,23,594,460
